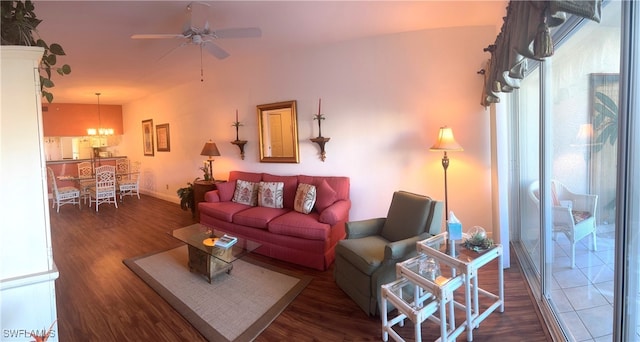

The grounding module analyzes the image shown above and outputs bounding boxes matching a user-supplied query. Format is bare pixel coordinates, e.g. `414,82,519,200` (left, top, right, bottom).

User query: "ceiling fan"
131,2,262,61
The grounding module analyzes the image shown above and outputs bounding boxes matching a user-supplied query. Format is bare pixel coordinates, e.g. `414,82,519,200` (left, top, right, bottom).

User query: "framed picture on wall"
142,119,154,156
156,123,170,152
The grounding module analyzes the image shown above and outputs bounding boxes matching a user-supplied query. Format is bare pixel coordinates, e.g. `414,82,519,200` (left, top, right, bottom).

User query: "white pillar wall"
1,46,59,341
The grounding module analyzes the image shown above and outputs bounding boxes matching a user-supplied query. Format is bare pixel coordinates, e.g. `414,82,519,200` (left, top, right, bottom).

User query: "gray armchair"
334,191,444,316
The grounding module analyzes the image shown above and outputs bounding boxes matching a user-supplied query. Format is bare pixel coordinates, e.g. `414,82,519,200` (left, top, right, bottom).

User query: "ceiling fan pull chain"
200,44,204,82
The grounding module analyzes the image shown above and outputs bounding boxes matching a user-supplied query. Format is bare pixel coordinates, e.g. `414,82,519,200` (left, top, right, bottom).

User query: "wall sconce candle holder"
231,120,248,160
310,136,330,161
310,99,330,161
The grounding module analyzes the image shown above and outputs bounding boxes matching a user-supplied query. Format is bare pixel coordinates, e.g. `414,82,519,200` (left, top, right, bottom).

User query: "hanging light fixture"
87,92,114,136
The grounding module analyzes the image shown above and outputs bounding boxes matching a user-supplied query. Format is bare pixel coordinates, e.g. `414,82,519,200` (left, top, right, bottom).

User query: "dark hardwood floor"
50,195,551,341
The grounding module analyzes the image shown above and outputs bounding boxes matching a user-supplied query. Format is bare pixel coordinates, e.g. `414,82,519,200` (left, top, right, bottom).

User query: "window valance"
481,0,602,107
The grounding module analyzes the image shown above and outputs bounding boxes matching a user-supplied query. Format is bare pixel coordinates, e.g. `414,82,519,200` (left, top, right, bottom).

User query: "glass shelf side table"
381,262,465,342
417,232,504,342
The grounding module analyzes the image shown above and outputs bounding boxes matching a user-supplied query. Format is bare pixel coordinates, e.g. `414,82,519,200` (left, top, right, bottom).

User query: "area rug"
124,245,312,341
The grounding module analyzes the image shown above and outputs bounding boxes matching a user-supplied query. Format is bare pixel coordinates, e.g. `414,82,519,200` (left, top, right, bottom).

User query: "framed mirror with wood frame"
257,100,300,163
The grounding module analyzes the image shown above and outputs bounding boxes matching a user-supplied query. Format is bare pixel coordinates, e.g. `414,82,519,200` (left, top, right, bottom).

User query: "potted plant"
1,0,71,103
177,178,200,217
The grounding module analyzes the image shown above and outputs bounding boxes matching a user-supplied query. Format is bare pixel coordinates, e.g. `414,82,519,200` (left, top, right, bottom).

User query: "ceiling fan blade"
202,41,230,60
131,34,186,39
156,41,189,63
210,27,262,39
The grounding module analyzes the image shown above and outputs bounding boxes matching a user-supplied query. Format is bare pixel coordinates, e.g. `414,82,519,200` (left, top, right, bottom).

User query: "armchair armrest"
346,218,386,239
552,205,575,226
203,190,221,203
384,232,430,260
570,194,598,213
319,199,351,225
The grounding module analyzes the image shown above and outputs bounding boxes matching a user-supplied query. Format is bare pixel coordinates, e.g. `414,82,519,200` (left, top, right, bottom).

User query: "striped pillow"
294,183,316,214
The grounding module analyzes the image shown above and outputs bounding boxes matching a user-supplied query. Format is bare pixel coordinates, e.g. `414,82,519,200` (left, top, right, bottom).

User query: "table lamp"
429,126,463,221
200,140,221,181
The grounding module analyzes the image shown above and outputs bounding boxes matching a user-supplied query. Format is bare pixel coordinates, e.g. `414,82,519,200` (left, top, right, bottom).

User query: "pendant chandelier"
87,92,114,136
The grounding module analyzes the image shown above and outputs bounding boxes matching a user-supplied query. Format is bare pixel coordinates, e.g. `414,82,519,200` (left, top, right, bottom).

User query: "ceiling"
34,1,507,105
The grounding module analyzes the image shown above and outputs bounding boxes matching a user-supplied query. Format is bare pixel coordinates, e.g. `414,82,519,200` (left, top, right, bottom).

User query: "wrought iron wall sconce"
310,136,330,161
231,110,247,160
310,98,330,161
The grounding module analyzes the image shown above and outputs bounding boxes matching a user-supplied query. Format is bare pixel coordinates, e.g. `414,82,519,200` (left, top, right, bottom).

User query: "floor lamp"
430,126,463,222
200,140,221,181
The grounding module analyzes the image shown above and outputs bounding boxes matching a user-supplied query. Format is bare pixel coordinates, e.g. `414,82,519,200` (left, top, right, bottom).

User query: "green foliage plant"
592,91,618,153
177,178,200,217
1,0,71,103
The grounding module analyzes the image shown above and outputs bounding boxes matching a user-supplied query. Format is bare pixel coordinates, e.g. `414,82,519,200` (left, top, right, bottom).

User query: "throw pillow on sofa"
232,180,258,206
217,181,236,202
315,179,338,212
258,181,284,208
294,183,316,214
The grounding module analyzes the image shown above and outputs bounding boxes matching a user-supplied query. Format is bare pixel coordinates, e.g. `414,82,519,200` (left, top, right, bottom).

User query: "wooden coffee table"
169,223,261,283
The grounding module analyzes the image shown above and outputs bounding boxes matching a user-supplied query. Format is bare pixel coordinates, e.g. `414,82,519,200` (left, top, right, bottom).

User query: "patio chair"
528,180,598,268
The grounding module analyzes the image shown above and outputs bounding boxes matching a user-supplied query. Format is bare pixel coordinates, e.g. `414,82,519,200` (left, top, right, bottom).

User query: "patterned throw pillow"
294,183,317,214
232,180,258,206
258,181,284,208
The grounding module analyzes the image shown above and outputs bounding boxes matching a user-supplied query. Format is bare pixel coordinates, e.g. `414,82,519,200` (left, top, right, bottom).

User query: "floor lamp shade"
200,140,221,181
430,126,463,221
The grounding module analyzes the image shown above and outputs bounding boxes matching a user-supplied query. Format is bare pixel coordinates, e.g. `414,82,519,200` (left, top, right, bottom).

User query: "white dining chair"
77,161,94,204
47,167,81,212
89,165,118,212
119,161,141,202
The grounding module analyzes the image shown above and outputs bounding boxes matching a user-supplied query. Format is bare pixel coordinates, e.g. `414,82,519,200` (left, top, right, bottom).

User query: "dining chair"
47,167,81,212
89,165,118,212
119,161,141,202
115,158,129,181
77,161,94,204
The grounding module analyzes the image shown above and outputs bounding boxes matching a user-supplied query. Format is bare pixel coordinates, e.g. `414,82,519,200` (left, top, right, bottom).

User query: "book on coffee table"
215,234,238,248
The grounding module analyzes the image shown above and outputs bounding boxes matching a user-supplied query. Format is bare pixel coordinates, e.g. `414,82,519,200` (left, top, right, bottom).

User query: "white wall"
1,46,59,341
120,26,497,232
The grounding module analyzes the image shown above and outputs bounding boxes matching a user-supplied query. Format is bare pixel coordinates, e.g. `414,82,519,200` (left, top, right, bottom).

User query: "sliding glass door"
512,2,626,340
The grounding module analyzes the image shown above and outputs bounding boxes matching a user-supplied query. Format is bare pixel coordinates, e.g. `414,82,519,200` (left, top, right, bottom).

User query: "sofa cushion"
233,206,290,229
216,181,236,202
198,201,251,223
263,173,298,209
315,179,338,212
268,211,330,240
336,235,388,275
233,180,258,206
294,183,316,214
258,181,284,208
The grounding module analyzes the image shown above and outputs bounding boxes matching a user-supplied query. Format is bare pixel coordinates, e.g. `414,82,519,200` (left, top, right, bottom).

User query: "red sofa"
198,171,351,270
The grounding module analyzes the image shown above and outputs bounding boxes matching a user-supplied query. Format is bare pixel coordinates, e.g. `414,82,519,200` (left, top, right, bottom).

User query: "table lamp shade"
200,140,221,157
430,126,463,151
